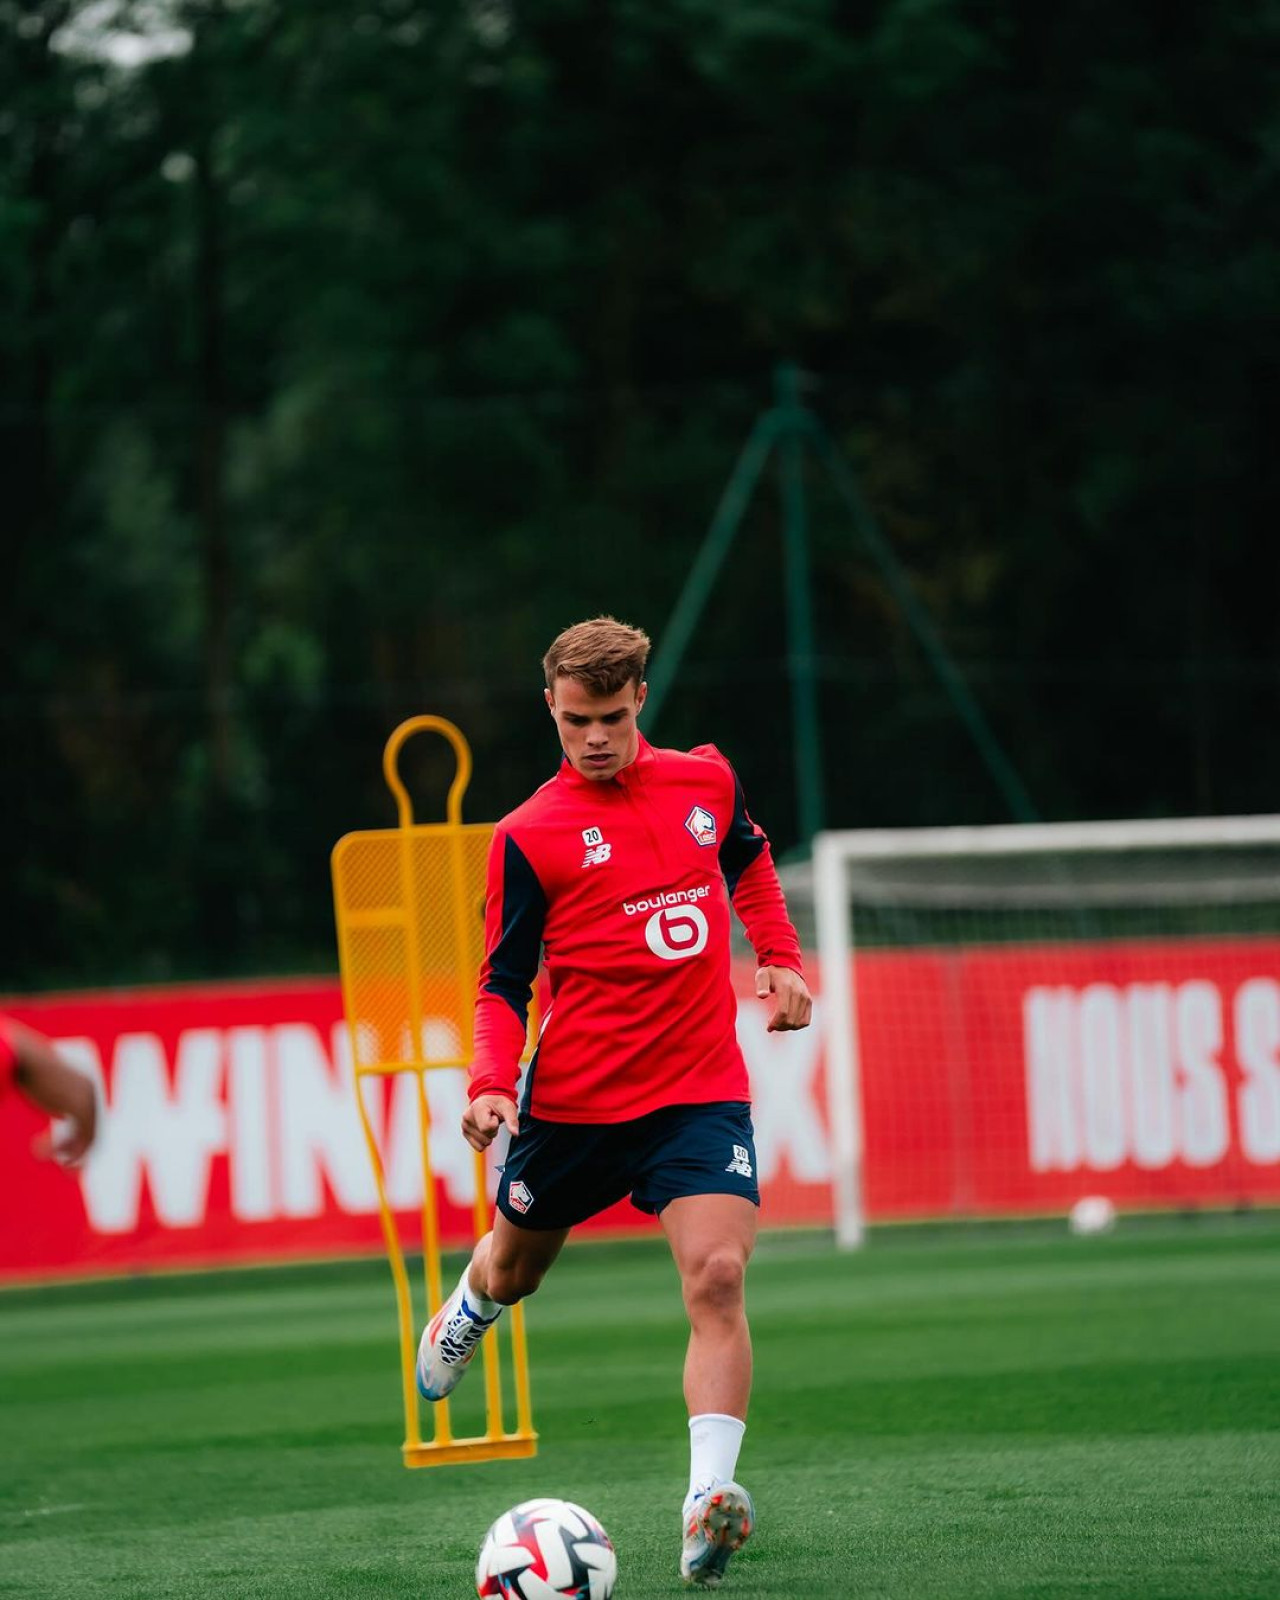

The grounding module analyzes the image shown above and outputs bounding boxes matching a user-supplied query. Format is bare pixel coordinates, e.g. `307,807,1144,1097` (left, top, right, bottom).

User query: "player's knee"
485,1257,547,1305
683,1247,747,1316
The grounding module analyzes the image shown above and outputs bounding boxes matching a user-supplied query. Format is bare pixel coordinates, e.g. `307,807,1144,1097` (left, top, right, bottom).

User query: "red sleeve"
0,1017,18,1095
700,751,805,976
729,852,805,973
469,826,547,1103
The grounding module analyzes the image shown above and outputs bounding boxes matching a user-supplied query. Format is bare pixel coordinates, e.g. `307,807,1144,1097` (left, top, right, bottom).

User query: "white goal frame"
814,814,1280,1249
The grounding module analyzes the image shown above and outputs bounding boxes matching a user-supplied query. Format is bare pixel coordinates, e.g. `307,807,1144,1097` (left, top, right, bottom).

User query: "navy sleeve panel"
718,768,767,900
482,832,548,1023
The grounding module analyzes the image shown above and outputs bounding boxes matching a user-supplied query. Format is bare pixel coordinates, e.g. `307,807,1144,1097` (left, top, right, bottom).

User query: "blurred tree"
2,0,1278,987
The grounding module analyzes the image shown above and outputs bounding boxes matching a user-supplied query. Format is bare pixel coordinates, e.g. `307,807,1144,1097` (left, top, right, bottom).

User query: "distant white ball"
476,1497,616,1599
1068,1196,1117,1235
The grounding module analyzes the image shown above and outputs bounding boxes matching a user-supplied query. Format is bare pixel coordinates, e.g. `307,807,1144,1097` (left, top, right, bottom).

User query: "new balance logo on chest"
581,826,612,868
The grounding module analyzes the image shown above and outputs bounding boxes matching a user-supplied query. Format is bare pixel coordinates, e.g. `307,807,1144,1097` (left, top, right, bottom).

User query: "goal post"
814,816,1280,1249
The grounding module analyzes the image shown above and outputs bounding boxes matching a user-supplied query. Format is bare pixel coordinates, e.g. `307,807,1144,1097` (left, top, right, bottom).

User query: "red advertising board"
855,938,1280,1218
3,936,1278,1281
0,971,831,1282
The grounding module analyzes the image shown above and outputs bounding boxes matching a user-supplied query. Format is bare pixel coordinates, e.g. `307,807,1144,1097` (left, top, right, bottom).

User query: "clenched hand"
755,966,813,1033
462,1093,520,1152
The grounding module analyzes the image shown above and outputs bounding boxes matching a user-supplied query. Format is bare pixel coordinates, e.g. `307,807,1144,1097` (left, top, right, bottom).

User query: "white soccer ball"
476,1497,617,1600
1068,1195,1117,1235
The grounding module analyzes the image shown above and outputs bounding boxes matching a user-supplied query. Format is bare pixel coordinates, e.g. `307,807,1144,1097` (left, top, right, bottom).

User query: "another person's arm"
2,1019,98,1166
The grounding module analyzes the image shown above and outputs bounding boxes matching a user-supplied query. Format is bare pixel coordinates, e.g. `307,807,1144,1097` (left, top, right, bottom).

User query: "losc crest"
684,805,717,846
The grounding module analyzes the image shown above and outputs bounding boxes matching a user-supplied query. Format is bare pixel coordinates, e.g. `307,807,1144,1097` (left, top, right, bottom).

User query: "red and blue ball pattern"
476,1498,617,1600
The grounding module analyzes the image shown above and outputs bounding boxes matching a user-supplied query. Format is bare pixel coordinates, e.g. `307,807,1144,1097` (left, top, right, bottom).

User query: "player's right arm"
462,1093,519,1152
465,825,547,1149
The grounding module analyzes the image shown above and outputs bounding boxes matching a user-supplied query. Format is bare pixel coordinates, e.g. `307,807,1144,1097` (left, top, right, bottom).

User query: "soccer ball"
476,1498,617,1600
1068,1195,1117,1235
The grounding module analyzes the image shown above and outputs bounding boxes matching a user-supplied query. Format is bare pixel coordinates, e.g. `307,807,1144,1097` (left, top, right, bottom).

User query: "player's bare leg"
471,1214,570,1305
662,1194,758,1587
663,1193,756,1415
416,1216,568,1401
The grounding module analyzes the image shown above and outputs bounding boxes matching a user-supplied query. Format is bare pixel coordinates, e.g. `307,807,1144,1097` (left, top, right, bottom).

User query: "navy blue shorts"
496,1101,760,1231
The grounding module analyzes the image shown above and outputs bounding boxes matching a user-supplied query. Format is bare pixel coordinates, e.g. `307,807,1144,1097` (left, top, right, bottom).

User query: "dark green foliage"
1,1220,1278,1596
3,3,1280,985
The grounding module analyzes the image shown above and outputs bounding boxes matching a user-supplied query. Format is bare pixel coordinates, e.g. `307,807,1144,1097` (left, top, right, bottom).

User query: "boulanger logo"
622,884,712,916
645,904,709,961
622,884,713,962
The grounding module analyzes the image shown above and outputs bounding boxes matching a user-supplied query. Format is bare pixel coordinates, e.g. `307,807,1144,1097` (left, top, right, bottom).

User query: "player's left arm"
754,963,812,1033
705,751,812,1033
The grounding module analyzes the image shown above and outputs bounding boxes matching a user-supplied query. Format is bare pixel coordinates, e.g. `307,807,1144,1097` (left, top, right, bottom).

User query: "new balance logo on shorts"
725,1144,753,1178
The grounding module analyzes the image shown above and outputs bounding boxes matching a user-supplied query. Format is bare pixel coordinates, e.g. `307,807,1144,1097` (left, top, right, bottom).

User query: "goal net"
812,818,1280,1246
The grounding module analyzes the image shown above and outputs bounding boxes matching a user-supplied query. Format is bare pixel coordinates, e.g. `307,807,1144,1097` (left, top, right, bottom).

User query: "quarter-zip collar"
556,732,657,791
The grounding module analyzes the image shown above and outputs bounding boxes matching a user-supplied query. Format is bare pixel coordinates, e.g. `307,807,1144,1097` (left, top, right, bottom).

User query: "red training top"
469,736,804,1123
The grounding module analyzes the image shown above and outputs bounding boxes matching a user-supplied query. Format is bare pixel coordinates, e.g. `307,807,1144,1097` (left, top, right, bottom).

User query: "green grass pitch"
1,1216,1278,1597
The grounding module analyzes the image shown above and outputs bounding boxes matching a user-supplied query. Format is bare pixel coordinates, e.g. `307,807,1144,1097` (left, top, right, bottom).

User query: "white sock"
462,1265,501,1321
685,1413,746,1512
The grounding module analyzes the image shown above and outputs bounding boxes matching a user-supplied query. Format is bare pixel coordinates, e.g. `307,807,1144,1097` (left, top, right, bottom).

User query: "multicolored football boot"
415,1267,499,1401
680,1481,755,1588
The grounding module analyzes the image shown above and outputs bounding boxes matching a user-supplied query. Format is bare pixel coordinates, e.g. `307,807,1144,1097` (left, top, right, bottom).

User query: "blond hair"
542,616,651,696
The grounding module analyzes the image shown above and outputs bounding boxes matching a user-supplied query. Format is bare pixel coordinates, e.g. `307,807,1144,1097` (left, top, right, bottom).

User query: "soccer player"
0,1014,98,1166
416,616,812,1588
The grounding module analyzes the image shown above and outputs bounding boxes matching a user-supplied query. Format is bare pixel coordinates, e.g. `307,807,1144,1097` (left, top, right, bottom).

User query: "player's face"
546,677,647,781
